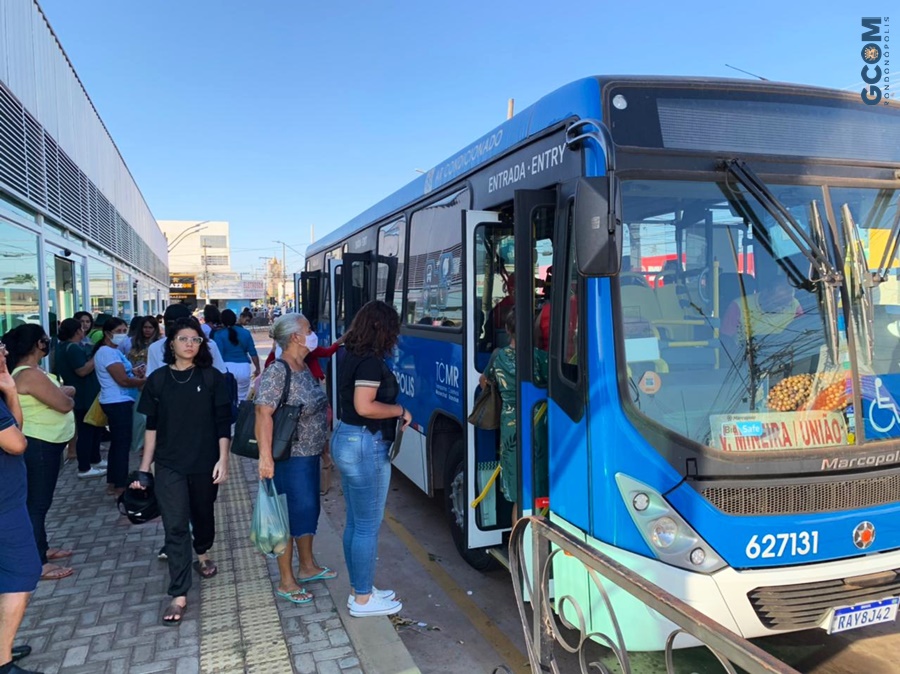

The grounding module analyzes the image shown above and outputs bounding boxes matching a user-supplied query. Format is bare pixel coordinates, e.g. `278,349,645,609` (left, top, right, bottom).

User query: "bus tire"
444,439,499,572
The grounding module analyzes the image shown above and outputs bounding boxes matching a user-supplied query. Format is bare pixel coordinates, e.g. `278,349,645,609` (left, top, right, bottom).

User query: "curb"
316,506,421,674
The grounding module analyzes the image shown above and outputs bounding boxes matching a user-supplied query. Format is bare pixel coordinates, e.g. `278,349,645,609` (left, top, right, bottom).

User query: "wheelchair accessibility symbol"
869,378,900,434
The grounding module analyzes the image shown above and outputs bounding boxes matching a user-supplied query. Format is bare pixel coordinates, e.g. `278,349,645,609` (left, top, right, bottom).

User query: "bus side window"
407,189,467,326
377,218,405,316
475,222,514,356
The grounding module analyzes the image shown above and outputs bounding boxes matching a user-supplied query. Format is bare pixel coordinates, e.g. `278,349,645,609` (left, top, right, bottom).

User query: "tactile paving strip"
198,460,293,674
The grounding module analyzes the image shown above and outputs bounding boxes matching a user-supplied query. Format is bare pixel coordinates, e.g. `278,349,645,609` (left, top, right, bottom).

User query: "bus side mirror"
573,176,622,277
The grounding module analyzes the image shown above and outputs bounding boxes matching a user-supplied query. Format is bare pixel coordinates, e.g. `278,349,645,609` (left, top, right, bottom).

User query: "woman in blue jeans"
332,301,411,618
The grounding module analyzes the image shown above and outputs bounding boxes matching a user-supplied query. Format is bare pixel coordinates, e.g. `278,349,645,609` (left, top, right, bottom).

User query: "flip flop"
193,560,218,579
297,567,337,583
46,549,74,561
40,565,74,581
162,601,186,625
275,588,313,604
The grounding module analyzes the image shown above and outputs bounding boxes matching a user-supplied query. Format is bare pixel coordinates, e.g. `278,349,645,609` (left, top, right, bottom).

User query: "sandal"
297,566,337,583
46,549,74,561
275,588,313,604
40,564,74,581
162,600,186,625
193,559,218,579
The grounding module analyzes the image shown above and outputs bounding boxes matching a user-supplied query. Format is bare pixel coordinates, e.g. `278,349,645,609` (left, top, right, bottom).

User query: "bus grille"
748,572,900,630
702,474,900,515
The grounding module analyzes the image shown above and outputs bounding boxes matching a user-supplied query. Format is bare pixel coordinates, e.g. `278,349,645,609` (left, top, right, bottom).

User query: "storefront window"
89,259,114,316
0,220,40,336
115,269,132,320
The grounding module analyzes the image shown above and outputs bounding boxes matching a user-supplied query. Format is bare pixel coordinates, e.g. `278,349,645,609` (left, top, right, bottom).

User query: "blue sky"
38,0,889,275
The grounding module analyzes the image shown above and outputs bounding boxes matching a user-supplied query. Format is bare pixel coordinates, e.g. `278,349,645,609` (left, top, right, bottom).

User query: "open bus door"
297,271,322,331
327,258,344,419
461,210,508,569
330,252,379,421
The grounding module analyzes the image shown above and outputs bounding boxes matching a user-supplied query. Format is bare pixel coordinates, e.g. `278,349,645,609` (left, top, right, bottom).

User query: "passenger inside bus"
480,309,548,519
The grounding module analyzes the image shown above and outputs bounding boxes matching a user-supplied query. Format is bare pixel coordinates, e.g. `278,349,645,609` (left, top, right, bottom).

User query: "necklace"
169,366,195,384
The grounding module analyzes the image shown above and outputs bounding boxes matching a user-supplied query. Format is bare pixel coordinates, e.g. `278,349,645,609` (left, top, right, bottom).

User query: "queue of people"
0,300,413,673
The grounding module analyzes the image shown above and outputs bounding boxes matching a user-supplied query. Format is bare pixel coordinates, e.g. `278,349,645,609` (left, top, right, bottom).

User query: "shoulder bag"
232,360,302,461
467,377,501,430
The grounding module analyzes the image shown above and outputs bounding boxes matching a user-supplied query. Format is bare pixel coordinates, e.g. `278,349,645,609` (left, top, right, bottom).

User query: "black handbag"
467,378,501,430
231,360,302,461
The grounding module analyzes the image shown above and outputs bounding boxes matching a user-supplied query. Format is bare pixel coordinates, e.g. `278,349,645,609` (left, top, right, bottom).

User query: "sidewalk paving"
14,446,415,674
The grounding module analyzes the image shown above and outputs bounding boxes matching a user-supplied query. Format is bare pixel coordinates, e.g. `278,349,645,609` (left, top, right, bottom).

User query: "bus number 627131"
746,532,820,559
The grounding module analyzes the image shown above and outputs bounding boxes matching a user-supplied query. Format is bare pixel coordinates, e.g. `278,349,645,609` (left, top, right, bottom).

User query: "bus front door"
463,210,509,563
514,189,556,522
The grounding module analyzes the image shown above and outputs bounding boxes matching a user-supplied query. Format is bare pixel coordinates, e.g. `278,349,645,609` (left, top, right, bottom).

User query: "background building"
159,219,263,311
0,0,170,337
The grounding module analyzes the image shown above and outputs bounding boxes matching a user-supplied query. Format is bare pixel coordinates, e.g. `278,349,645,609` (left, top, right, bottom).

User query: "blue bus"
299,76,900,649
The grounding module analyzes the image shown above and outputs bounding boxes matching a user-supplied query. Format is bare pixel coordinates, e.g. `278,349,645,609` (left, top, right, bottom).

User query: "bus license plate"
828,597,900,634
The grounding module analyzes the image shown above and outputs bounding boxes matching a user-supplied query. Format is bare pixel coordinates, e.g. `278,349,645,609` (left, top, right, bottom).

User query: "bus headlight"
615,473,726,574
632,492,650,512
651,517,678,548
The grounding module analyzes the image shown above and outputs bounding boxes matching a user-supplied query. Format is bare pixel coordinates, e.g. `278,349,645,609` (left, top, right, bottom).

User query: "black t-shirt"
339,352,399,441
137,366,232,475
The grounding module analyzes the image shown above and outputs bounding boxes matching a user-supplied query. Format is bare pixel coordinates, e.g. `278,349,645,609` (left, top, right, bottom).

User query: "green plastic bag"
250,479,290,557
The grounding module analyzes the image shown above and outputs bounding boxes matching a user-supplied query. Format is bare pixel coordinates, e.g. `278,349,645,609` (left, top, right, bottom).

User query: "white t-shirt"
146,337,227,376
94,345,138,404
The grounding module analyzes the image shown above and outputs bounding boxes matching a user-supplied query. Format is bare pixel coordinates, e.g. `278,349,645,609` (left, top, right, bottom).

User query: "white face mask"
111,334,128,346
304,332,318,351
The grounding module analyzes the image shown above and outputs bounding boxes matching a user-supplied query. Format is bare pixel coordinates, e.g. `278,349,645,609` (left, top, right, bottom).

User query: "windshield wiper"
841,203,875,364
809,201,841,364
872,192,900,284
722,159,843,286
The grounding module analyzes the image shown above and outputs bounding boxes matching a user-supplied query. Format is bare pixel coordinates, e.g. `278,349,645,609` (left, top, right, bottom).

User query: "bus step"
488,547,511,570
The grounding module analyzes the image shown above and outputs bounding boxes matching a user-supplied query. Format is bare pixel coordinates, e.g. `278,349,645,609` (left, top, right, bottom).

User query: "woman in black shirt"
135,317,231,625
332,301,411,618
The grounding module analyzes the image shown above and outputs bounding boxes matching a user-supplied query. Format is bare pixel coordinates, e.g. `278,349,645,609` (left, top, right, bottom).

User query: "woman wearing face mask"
93,318,145,497
2,324,77,580
256,313,332,604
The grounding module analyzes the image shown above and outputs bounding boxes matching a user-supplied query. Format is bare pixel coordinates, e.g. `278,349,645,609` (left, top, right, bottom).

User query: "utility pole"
258,256,270,306
202,243,210,305
281,241,287,308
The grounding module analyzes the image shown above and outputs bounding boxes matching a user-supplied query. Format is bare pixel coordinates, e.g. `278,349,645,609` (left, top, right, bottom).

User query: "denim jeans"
100,401,133,488
24,437,66,564
73,408,103,472
273,455,321,537
331,423,391,595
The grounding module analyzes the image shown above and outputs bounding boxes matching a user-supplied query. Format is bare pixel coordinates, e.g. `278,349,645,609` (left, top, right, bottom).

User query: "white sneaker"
78,467,107,479
346,587,396,609
92,460,108,469
348,594,402,617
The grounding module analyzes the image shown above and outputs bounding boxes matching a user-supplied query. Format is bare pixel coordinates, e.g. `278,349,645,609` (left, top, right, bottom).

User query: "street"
329,465,900,674
246,330,900,673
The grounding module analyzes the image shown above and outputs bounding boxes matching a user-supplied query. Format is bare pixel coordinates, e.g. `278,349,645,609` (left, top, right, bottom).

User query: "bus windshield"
619,179,900,454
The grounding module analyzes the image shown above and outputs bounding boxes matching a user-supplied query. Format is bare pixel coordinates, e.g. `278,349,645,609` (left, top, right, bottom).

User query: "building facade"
0,0,169,338
159,220,264,311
